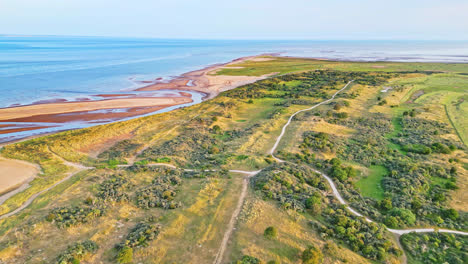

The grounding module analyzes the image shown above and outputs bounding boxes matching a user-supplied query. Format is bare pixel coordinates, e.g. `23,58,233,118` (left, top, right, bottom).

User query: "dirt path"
1,78,466,264
269,80,354,161
265,80,467,263
267,80,468,233
0,167,87,220
0,157,40,204
213,170,260,264
0,149,94,219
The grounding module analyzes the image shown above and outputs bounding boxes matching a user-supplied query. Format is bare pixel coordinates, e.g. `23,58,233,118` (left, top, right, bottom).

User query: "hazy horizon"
1,0,467,40
3,34,468,41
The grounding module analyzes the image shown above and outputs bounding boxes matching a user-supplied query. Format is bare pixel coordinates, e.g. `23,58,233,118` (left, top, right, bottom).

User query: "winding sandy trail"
213,170,261,264
269,81,354,162
1,78,466,264
266,80,468,238
0,151,94,220
0,168,89,220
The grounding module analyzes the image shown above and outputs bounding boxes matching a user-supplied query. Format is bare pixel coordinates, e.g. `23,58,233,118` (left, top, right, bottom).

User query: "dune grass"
216,56,468,77
0,58,466,263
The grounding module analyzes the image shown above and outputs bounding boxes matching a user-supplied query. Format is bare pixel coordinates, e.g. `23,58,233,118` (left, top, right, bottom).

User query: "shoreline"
135,54,276,99
0,54,274,144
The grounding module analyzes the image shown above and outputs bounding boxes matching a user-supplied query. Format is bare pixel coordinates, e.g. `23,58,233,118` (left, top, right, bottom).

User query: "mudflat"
0,97,192,121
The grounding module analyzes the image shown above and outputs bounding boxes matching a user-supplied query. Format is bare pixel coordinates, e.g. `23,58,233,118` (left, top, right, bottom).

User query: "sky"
1,0,467,40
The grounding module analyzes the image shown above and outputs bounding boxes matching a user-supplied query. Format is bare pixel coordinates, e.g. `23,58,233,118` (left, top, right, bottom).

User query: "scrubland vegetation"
0,56,467,263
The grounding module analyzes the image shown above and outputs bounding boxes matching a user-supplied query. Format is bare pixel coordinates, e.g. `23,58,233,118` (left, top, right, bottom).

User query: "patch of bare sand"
0,97,192,121
137,55,276,99
0,158,40,195
247,57,275,62
220,66,244,69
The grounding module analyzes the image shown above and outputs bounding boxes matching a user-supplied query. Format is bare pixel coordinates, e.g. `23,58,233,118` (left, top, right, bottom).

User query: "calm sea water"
1,36,468,108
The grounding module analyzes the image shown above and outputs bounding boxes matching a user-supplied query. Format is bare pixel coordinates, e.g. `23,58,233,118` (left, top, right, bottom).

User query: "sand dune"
0,158,40,195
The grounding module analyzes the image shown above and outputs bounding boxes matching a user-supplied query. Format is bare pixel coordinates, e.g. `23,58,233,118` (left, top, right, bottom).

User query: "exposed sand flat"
0,158,40,195
137,55,275,99
0,97,192,121
247,57,274,62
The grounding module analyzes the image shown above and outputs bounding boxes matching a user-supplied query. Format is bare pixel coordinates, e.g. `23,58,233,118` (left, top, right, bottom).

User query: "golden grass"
135,174,243,263
311,120,355,137
227,195,372,264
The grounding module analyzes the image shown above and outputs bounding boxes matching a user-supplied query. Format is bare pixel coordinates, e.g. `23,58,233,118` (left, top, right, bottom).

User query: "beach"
136,55,273,99
0,55,272,143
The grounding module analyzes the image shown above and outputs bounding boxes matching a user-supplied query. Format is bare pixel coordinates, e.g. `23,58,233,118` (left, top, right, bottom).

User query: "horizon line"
1,33,468,42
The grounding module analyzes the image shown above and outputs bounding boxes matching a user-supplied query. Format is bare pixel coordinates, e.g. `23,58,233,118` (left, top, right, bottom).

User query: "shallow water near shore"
2,36,468,108
0,90,204,143
1,36,468,143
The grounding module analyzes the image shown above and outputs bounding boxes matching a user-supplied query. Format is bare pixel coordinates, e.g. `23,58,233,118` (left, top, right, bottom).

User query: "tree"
390,208,416,226
380,198,393,211
305,193,321,211
302,245,323,264
212,125,222,134
237,255,262,264
384,216,398,228
331,166,347,181
443,208,459,221
117,246,133,264
264,226,278,239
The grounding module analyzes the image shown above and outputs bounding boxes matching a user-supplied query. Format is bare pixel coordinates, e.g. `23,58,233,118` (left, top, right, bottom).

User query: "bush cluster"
136,175,182,209
56,240,98,264
312,204,400,260
401,232,468,264
252,163,328,212
47,204,106,228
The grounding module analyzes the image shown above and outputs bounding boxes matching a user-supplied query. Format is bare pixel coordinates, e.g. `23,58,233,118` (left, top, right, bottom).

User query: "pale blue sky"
1,0,467,39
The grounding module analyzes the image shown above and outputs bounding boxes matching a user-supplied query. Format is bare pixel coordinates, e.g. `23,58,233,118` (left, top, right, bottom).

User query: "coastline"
0,54,274,144
135,54,276,98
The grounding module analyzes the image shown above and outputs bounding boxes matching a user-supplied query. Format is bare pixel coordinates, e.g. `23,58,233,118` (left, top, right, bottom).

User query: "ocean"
1,36,468,108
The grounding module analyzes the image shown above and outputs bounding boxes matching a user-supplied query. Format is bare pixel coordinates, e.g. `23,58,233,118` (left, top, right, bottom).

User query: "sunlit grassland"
216,56,468,77
0,142,70,215
0,57,467,263
355,165,388,201
0,169,243,263
416,90,467,146
141,173,242,263
226,194,382,264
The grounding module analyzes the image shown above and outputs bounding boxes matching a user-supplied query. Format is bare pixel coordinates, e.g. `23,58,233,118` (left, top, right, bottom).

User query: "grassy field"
216,56,468,76
0,57,467,263
355,165,388,200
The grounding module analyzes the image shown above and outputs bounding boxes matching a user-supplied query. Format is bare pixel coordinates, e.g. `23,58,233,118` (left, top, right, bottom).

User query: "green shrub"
302,245,323,264
56,240,98,264
116,246,133,264
264,226,277,239
236,255,262,264
136,175,182,209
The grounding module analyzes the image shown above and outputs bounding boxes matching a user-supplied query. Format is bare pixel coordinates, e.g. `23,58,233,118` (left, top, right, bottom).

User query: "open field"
0,57,467,263
355,165,388,201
